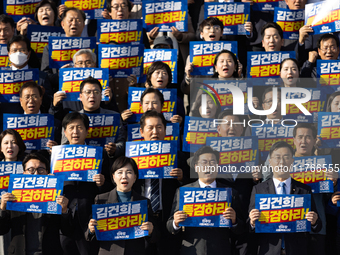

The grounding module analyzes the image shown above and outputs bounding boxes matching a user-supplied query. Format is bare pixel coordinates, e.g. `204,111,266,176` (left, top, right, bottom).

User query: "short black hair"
61,7,86,23
19,81,43,97
317,33,340,49
212,49,239,78
262,87,281,104
146,61,172,87
22,152,50,173
62,112,90,130
192,146,220,166
107,0,132,12
280,58,300,72
79,77,102,93
0,129,26,160
0,14,15,29
140,110,166,131
140,88,164,106
217,109,247,123
110,156,139,184
293,123,317,139
34,0,58,25
199,17,224,33
269,141,294,158
7,35,32,53
261,22,283,40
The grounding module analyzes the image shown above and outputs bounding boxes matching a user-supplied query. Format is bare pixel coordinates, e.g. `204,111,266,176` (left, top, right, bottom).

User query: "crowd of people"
0,0,339,255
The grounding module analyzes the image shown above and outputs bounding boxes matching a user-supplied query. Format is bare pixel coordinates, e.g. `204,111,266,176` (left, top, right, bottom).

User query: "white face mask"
9,52,28,66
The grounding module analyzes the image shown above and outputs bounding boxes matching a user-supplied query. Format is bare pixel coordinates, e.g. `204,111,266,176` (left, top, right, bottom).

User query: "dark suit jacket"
248,178,322,255
85,188,159,255
166,180,245,255
0,209,73,255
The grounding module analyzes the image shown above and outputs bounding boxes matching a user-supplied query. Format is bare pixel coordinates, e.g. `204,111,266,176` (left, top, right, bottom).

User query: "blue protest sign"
255,194,311,233
7,174,65,214
190,41,238,76
27,25,65,58
48,37,96,69
98,44,144,78
51,145,103,182
97,19,143,44
179,187,232,228
204,2,250,35
85,113,120,146
206,136,259,173
0,69,39,103
125,140,177,179
93,200,148,241
143,0,188,32
0,162,23,198
318,112,340,148
59,68,109,101
142,49,177,83
182,116,218,152
292,155,334,193
3,114,54,150
274,8,304,40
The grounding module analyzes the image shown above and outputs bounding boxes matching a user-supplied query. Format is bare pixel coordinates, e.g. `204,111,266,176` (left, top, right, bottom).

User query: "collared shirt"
24,110,41,114
11,64,29,70
144,179,163,211
198,179,216,188
273,177,292,195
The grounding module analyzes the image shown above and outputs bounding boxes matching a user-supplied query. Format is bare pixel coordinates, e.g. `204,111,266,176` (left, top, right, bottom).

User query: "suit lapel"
106,188,119,203
267,179,276,194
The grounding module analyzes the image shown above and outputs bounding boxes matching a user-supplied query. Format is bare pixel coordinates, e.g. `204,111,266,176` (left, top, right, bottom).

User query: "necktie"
205,185,211,188
279,182,286,250
150,179,160,212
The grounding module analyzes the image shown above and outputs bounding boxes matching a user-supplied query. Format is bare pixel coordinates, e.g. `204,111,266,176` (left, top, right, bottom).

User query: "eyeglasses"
75,60,93,67
203,25,221,31
22,95,39,101
198,160,217,166
25,167,46,174
10,48,28,54
111,3,128,10
320,46,337,52
82,90,100,96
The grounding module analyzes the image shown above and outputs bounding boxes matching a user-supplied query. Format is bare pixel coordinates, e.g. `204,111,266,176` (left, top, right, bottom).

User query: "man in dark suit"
59,112,106,255
133,110,189,255
248,141,322,255
167,146,245,255
0,152,72,255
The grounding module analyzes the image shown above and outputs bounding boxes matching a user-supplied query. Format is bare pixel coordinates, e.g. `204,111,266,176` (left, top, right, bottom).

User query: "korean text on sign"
92,200,148,241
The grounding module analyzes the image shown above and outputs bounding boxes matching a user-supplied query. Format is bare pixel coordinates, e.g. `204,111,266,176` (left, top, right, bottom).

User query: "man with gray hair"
61,49,97,69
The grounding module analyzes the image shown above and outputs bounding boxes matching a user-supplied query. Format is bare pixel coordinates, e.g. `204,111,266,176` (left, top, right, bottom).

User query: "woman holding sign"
86,156,158,255
16,0,58,35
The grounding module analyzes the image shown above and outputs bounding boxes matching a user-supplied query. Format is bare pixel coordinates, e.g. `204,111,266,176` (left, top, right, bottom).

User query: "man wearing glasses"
50,77,119,163
301,33,340,78
0,35,53,132
167,146,244,255
248,141,321,255
0,152,72,255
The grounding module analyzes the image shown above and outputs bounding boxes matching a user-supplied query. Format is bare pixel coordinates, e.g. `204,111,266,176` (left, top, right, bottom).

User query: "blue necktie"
279,182,286,250
150,179,160,212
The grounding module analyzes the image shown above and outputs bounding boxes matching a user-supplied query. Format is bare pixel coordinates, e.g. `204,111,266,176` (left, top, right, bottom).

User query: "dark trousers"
308,234,326,255
60,212,99,255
